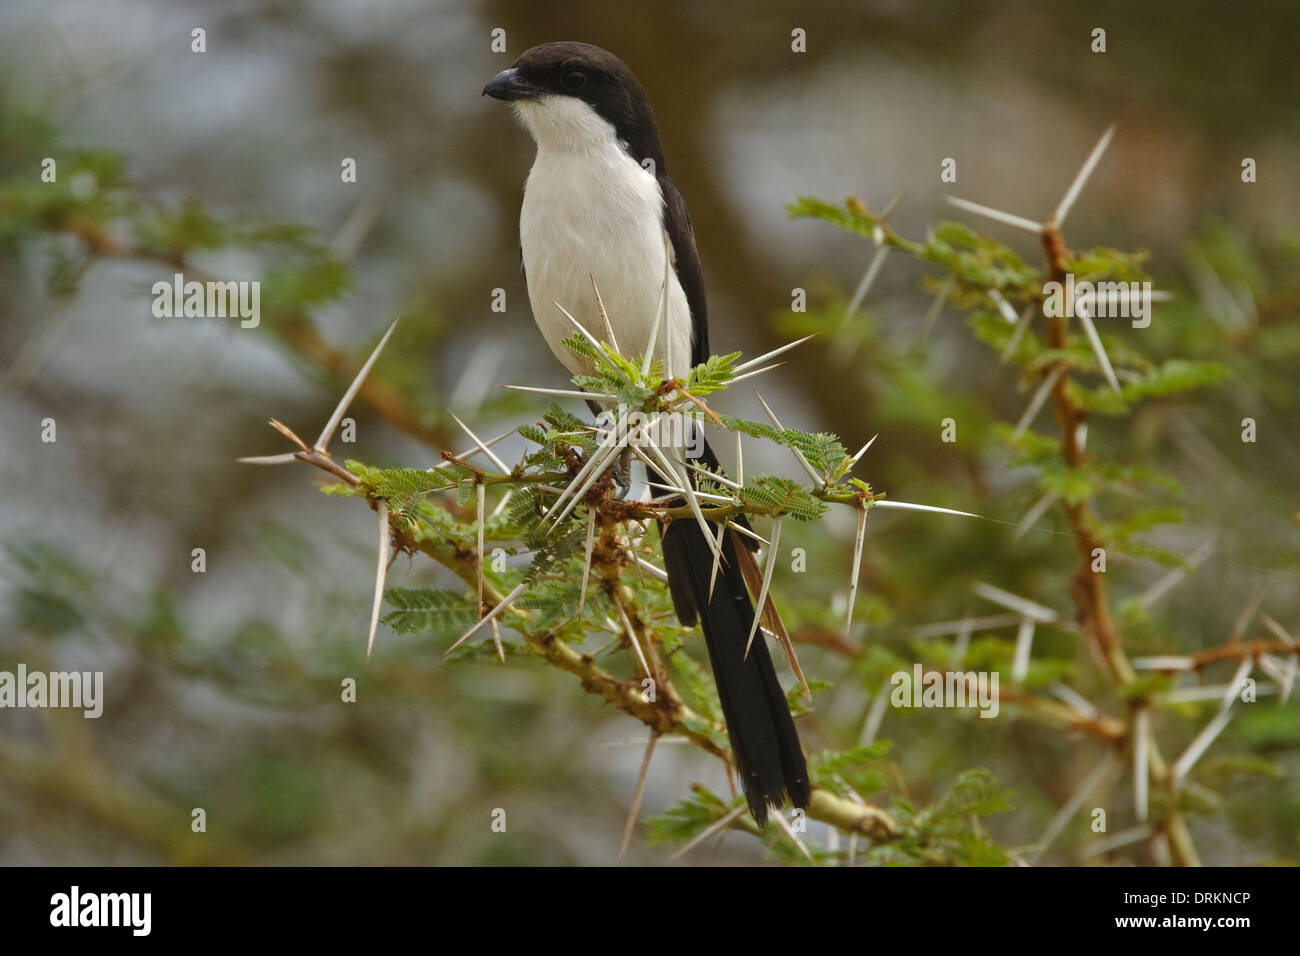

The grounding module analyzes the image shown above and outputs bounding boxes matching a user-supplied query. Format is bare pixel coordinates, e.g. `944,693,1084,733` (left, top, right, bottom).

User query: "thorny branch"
255,407,903,849
795,126,1297,867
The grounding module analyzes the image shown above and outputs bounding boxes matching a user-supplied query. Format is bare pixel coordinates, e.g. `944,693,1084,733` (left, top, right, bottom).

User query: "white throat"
513,95,625,154
514,96,693,386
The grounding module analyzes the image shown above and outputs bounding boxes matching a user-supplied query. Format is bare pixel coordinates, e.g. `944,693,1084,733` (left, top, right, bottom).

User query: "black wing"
659,174,709,368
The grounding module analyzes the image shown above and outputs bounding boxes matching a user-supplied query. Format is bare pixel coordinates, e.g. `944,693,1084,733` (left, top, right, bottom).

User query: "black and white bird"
485,41,809,825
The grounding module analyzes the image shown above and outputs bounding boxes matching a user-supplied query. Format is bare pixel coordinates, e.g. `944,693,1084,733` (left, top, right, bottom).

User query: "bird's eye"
561,69,586,90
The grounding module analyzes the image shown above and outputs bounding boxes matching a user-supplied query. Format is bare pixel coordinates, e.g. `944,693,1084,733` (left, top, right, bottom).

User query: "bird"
484,41,809,825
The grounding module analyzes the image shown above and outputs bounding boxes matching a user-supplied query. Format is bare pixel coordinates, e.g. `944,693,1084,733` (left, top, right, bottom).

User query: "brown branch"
1041,226,1135,688
1170,637,1295,671
1040,225,1198,865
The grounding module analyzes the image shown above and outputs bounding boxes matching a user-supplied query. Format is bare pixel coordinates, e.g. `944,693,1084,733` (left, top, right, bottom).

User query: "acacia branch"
280,439,903,846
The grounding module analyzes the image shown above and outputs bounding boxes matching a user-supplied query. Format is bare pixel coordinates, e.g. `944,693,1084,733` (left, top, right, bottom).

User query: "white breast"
515,96,693,385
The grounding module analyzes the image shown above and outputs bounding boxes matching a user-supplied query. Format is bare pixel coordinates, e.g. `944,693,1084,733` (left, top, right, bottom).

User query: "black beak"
483,68,541,102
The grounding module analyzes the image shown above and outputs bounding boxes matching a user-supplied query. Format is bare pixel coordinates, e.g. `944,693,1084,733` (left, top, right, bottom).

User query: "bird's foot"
612,448,633,500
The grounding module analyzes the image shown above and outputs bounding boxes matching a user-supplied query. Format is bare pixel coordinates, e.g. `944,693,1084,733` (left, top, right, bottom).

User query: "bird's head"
483,42,664,168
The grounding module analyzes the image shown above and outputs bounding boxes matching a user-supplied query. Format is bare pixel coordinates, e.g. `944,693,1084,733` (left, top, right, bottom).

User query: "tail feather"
658,442,809,825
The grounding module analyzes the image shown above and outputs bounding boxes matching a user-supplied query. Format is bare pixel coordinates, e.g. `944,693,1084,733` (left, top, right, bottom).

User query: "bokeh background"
1,0,1297,864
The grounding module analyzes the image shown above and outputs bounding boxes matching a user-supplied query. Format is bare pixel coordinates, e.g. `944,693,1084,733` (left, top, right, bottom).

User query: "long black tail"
657,440,809,826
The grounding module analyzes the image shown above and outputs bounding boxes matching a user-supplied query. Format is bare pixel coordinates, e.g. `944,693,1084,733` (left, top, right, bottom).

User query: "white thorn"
476,483,487,618
628,552,669,583
879,191,906,221
668,805,747,862
973,581,1058,622
1001,305,1036,363
1259,653,1296,705
1171,704,1236,782
504,384,619,402
552,299,604,355
772,809,815,863
590,274,619,354
1219,656,1253,712
454,428,516,464
449,411,510,473
1051,124,1116,229
844,246,890,324
1012,363,1067,441
1228,584,1268,642
1261,615,1297,704
1133,707,1150,822
1160,683,1275,704
1077,305,1121,393
1030,751,1118,862
1081,825,1155,859
914,276,953,346
754,390,821,486
617,731,657,864
642,231,672,378
1132,656,1196,671
637,435,721,560
871,499,980,519
367,501,390,658
725,520,769,547
725,363,785,386
238,453,300,465
1137,540,1215,609
490,617,505,663
578,507,597,619
988,289,1021,325
951,618,973,663
548,433,628,532
444,581,529,659
1260,613,1295,645
645,481,733,504
944,195,1042,235
1050,682,1098,720
682,460,743,490
317,316,400,453
613,596,652,678
707,522,726,602
548,415,631,521
1011,617,1036,683
844,507,869,641
733,334,818,375
906,613,1026,639
1013,491,1058,541
849,434,878,466
491,489,513,520
744,518,782,659
859,679,891,746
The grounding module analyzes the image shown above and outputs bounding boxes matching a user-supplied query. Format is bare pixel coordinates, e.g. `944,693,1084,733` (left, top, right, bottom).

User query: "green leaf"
686,351,741,396
785,196,879,239
739,475,827,520
646,787,746,846
1119,359,1232,402
382,588,478,635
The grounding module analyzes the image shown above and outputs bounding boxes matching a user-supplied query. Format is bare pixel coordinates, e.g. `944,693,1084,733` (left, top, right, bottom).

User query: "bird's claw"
612,448,633,500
